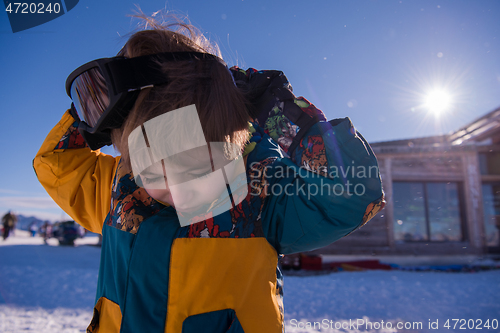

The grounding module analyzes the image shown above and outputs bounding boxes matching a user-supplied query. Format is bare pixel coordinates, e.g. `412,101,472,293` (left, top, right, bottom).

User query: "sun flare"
424,89,452,116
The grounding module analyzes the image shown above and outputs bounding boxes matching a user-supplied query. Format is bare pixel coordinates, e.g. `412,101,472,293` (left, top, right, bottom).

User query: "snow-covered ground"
0,231,99,333
1,232,499,333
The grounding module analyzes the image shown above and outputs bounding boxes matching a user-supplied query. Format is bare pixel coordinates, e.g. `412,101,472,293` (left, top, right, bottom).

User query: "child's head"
108,13,250,214
111,13,250,171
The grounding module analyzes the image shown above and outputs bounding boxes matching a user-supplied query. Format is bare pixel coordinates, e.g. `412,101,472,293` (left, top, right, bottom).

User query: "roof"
448,106,500,145
370,106,500,154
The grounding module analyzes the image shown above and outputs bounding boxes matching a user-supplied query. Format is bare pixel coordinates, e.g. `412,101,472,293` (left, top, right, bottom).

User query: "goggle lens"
70,67,110,128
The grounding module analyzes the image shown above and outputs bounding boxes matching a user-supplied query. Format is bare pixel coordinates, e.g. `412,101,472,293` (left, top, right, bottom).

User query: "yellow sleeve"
33,110,120,234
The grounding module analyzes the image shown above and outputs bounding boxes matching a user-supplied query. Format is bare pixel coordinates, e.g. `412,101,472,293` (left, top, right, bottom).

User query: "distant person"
29,221,38,237
42,221,52,244
2,211,17,240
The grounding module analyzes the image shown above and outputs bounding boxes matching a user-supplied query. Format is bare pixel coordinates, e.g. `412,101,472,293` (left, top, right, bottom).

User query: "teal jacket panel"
248,119,383,254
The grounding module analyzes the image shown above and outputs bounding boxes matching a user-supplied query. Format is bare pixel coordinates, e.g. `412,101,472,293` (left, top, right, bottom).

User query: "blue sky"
1,0,499,221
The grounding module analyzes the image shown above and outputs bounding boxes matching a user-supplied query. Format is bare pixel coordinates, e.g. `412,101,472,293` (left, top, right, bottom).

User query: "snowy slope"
1,232,499,333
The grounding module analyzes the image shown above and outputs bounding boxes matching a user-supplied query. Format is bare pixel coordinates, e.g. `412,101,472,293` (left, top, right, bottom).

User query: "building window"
481,183,500,249
479,152,500,175
393,182,463,242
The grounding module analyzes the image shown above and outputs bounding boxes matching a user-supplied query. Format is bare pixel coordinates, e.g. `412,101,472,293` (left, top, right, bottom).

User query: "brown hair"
111,12,250,170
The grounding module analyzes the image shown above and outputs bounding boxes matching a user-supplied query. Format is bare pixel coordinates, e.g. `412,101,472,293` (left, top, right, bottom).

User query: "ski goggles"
65,52,223,150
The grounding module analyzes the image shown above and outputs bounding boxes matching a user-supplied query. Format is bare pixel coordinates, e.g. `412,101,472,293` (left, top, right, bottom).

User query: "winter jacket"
33,68,384,333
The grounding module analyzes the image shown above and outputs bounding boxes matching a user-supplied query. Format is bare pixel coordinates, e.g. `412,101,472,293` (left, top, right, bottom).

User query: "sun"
424,89,452,116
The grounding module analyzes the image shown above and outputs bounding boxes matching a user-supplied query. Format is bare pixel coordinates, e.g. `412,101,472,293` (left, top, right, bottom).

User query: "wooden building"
311,107,500,256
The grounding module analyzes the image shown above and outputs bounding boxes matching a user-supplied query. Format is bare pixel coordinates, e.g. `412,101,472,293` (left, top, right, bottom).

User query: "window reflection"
427,183,462,241
479,152,500,175
393,182,427,242
481,183,500,248
393,182,463,242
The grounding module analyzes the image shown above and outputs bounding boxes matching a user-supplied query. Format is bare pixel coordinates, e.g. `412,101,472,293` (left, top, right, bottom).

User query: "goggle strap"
107,52,223,95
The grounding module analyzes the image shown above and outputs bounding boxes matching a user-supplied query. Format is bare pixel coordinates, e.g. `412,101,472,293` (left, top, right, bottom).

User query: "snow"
0,231,99,332
1,232,499,333
284,271,500,332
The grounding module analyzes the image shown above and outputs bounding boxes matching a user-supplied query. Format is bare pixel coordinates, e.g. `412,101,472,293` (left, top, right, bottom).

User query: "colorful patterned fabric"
263,103,299,153
262,96,328,154
294,97,327,121
106,162,163,234
361,195,386,226
54,120,87,149
296,135,329,177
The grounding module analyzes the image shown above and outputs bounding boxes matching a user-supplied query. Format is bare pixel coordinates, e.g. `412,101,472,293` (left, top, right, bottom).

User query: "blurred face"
139,145,238,213
128,104,248,226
